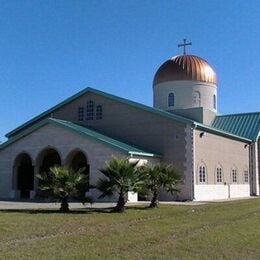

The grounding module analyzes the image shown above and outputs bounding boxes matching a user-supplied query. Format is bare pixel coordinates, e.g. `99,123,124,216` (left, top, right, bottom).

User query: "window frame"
192,91,201,107
244,169,249,183
231,167,238,183
216,166,223,184
213,94,216,109
78,107,84,121
96,105,103,120
86,101,94,120
198,163,207,184
168,93,175,107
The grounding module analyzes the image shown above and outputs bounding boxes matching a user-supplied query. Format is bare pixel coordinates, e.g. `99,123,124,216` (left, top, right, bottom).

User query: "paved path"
0,200,205,210
0,197,255,210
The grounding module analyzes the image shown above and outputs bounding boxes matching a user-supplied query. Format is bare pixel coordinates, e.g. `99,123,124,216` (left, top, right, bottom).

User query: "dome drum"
153,54,218,119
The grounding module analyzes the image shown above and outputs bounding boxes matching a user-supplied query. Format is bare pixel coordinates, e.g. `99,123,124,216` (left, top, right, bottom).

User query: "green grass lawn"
0,199,259,259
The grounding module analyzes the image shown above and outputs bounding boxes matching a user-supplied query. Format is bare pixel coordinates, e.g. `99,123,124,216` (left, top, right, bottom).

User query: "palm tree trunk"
115,190,126,213
60,196,69,212
149,189,159,208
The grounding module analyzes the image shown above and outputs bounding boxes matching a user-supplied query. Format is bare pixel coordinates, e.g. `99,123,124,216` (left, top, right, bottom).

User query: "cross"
178,39,192,55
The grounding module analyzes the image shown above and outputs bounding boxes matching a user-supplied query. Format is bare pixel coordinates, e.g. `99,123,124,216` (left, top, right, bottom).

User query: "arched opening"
198,162,207,184
231,165,238,183
168,93,175,107
193,91,201,107
86,100,94,120
243,167,249,183
14,153,34,199
215,164,223,183
67,150,90,190
38,148,61,174
213,94,217,109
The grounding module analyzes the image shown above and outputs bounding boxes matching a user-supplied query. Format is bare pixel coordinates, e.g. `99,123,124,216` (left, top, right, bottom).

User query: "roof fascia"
6,87,194,138
0,120,50,150
1,118,160,158
85,88,194,125
128,151,162,158
6,88,93,138
255,131,260,142
50,119,161,157
194,122,252,143
215,111,260,117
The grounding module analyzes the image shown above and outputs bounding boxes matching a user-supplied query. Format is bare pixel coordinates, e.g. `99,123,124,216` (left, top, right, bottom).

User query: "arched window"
244,168,249,183
213,94,216,109
192,91,201,107
216,166,223,183
78,107,84,121
168,93,175,107
96,105,103,120
86,101,94,120
231,167,238,183
198,164,207,183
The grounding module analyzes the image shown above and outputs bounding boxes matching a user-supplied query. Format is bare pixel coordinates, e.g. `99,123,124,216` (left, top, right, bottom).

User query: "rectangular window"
78,107,84,121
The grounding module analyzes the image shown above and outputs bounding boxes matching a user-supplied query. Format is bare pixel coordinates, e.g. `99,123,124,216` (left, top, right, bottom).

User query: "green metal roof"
6,87,194,138
211,112,260,141
4,87,259,143
194,122,252,143
0,118,161,157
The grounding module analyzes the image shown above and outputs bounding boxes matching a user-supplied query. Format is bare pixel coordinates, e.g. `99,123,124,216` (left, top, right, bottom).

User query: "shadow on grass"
126,205,152,211
0,207,115,215
0,205,153,215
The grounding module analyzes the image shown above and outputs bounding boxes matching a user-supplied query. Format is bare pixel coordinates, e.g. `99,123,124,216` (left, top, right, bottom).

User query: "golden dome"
153,55,217,86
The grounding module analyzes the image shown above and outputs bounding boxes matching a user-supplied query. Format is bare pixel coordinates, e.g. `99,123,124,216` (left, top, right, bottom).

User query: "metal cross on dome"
178,39,192,55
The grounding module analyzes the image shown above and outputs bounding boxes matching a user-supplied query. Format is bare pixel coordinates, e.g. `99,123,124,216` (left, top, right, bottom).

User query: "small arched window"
198,164,207,183
96,105,102,120
213,94,216,109
231,167,238,183
216,166,223,183
78,107,84,121
244,168,249,183
168,93,175,107
86,101,94,120
193,91,201,107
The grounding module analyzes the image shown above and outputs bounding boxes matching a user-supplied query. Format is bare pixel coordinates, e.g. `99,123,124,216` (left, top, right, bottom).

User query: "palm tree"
139,164,182,208
37,165,89,212
96,157,140,213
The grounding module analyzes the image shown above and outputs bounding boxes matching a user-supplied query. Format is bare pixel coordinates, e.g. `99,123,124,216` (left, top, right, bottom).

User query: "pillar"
250,142,259,196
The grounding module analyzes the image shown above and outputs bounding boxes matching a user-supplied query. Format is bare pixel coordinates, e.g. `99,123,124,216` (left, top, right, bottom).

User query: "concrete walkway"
0,201,114,210
0,200,204,210
0,197,256,210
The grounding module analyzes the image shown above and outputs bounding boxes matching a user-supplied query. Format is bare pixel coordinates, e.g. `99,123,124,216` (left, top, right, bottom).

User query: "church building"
0,45,259,201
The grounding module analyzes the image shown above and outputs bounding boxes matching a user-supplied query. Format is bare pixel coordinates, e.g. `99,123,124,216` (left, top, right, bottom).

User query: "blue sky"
0,0,259,141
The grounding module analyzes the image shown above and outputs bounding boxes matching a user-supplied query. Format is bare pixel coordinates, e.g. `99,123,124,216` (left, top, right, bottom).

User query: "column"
250,142,259,196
